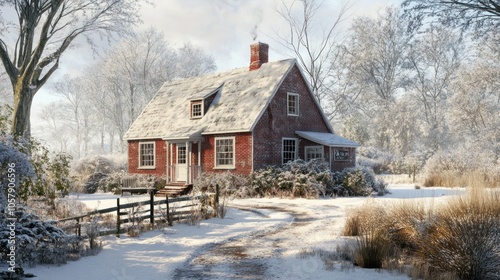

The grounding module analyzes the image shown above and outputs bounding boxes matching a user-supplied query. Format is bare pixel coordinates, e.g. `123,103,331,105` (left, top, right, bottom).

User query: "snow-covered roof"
124,59,296,140
295,131,361,148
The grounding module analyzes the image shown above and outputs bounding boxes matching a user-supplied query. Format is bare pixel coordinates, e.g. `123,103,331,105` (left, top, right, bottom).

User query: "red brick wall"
201,132,253,175
128,139,167,177
253,64,333,170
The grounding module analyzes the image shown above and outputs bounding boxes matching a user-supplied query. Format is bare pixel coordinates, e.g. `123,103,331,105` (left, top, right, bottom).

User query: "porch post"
186,141,191,184
329,146,332,171
169,142,173,183
198,141,201,174
165,141,169,183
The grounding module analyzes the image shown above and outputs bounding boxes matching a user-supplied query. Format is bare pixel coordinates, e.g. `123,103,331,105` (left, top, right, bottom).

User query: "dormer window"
191,100,203,119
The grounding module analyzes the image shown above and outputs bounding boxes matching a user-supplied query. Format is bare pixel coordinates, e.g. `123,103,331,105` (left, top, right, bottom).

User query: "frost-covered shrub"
0,206,87,266
1,136,73,206
0,135,34,204
250,160,331,198
338,167,387,196
249,160,384,198
356,147,394,174
83,172,107,194
73,156,116,176
72,155,128,193
194,171,251,198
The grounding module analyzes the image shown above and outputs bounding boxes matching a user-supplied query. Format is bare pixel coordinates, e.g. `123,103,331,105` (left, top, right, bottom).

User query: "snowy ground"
22,184,463,280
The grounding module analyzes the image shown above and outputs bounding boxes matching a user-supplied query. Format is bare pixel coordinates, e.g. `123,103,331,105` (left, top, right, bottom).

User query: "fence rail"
57,191,218,238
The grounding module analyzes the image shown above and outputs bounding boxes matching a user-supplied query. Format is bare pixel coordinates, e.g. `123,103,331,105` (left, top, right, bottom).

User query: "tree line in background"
274,1,498,184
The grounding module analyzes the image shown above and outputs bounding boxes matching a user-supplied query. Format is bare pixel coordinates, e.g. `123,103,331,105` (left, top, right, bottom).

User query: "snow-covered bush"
72,155,128,193
249,160,384,198
356,146,394,174
0,135,34,204
194,171,251,198
16,139,74,207
1,135,72,208
337,167,387,197
250,160,330,198
0,206,86,266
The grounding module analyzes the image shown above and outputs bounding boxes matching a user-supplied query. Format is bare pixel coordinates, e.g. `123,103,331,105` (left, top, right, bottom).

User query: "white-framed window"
215,137,235,168
287,92,299,116
305,146,324,161
139,142,155,168
191,101,203,119
334,148,350,161
282,138,298,164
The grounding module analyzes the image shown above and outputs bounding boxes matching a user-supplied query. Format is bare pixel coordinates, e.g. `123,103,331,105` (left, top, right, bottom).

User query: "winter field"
17,184,464,280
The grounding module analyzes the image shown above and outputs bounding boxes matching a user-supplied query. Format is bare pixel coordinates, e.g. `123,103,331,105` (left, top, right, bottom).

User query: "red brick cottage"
123,42,360,184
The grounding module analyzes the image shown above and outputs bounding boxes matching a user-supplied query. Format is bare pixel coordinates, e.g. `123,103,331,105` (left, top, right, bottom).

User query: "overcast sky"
137,0,402,71
31,0,402,130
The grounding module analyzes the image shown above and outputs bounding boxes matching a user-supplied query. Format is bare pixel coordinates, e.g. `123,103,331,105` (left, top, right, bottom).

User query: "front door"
176,144,187,182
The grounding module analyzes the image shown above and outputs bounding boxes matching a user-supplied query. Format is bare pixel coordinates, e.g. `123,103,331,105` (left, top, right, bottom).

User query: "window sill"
287,113,299,117
213,166,236,170
138,166,156,170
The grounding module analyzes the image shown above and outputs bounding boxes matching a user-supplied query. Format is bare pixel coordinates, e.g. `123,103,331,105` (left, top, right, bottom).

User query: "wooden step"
155,184,193,197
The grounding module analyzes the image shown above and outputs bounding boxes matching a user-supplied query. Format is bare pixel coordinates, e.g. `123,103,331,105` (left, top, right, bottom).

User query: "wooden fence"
57,192,218,238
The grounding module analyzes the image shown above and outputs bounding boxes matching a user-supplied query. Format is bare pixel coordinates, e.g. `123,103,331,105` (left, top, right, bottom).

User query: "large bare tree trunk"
11,83,35,138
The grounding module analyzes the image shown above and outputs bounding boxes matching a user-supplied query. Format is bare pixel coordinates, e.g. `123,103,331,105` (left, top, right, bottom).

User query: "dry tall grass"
342,188,500,279
342,200,385,236
424,170,500,188
417,188,500,280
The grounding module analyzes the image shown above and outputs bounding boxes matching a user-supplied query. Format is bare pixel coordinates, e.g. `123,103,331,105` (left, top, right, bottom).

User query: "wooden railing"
57,191,217,237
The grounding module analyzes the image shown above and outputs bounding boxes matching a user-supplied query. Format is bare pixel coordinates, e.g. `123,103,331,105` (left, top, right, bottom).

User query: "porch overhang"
162,128,204,142
295,131,361,148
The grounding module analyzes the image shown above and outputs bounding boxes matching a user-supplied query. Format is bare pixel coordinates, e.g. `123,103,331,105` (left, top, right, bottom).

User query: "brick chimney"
249,42,269,71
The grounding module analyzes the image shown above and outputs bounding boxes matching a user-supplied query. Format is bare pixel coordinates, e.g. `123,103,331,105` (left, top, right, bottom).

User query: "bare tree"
273,0,353,107
175,43,217,79
402,0,500,36
38,101,72,152
0,0,145,138
345,7,414,105
409,25,462,151
53,75,97,158
449,57,500,158
341,7,415,151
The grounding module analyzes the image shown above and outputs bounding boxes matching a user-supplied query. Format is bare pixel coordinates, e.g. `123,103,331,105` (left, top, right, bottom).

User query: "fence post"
150,191,154,226
76,217,81,237
116,198,121,238
215,184,220,216
166,195,172,226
